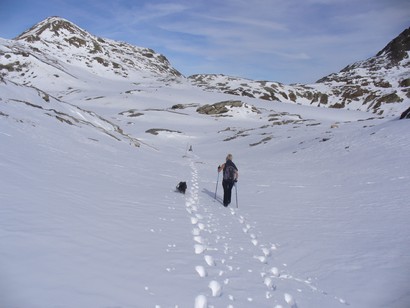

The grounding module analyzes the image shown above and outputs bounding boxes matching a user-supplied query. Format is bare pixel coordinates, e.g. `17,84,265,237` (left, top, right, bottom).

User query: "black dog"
176,181,187,194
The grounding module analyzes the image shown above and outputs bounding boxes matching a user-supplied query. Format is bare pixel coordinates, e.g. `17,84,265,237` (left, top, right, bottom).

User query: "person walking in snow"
218,154,239,207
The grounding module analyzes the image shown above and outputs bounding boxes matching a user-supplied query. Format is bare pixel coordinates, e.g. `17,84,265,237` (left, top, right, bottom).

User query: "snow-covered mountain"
1,17,409,116
1,16,181,87
1,17,410,308
189,28,410,116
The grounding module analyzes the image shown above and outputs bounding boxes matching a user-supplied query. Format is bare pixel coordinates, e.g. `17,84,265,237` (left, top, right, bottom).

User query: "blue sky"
1,0,409,84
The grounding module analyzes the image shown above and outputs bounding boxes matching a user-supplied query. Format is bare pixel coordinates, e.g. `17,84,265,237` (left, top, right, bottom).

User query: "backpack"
223,165,236,181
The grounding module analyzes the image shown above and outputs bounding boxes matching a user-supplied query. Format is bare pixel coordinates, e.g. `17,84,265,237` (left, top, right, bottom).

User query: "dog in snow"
176,181,187,194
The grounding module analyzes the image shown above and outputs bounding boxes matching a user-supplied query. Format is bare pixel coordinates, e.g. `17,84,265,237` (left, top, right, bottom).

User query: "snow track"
186,157,286,306
183,156,349,307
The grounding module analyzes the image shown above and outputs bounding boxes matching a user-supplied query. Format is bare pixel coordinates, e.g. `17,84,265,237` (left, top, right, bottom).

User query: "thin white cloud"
134,2,190,21
1,0,408,83
85,0,410,82
202,15,289,32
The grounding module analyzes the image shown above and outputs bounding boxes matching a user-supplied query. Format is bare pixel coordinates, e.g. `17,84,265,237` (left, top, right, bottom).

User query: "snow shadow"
202,188,223,204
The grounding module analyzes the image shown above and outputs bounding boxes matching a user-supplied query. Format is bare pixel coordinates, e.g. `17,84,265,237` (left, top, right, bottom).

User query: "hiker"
217,154,239,207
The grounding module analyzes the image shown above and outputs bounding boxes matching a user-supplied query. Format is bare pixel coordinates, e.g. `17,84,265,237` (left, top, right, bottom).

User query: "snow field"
180,155,346,307
1,64,409,307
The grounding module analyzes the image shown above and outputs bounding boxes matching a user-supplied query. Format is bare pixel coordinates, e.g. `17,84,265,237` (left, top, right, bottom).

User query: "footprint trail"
185,157,347,307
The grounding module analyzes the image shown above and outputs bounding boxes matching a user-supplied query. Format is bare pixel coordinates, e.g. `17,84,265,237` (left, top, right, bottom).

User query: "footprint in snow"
208,280,222,297
270,267,280,277
264,277,275,290
261,247,271,256
195,265,207,278
194,244,206,254
254,255,268,264
284,293,297,307
194,294,208,308
204,255,216,266
242,224,251,233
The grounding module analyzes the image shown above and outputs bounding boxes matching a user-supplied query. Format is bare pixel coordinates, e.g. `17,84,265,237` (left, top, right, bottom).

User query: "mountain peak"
376,27,410,63
16,16,89,42
9,16,182,80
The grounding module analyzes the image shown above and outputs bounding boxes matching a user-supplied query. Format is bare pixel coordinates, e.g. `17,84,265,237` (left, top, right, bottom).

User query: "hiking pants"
222,179,234,206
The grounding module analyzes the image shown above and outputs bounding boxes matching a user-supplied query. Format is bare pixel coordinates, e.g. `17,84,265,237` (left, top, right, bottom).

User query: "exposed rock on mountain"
1,17,409,117
190,28,410,116
400,106,410,119
1,16,181,84
196,100,262,117
376,27,410,64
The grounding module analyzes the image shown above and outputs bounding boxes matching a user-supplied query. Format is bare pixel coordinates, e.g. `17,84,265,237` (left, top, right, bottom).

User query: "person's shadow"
202,188,223,204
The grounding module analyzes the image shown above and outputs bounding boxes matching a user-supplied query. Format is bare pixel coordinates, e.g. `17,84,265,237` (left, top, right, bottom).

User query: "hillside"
1,18,409,117
1,17,181,88
1,17,410,308
189,28,410,116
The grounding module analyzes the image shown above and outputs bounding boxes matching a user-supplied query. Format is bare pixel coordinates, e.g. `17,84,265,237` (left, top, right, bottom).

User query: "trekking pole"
215,171,220,199
235,182,238,208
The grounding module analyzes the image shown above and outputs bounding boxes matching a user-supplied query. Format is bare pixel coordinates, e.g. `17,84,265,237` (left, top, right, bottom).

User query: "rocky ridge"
1,17,181,84
189,28,410,116
1,17,409,116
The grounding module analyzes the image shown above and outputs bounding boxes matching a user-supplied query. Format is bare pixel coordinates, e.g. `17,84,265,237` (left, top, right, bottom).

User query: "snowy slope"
1,66,410,308
189,28,410,116
1,16,181,92
1,17,410,308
